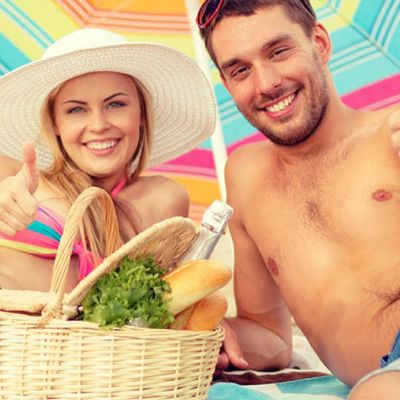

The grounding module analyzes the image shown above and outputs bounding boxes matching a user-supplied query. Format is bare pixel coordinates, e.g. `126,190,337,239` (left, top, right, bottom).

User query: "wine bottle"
180,199,233,262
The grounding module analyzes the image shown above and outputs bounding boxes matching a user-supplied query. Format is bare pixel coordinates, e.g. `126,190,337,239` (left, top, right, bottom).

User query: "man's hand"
214,319,249,378
0,143,39,236
389,109,400,157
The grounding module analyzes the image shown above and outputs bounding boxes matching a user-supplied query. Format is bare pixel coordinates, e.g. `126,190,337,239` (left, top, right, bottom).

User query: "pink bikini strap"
110,178,127,198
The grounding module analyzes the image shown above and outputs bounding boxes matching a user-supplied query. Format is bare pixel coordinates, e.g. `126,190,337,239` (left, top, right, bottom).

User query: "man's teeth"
86,140,117,150
266,94,295,113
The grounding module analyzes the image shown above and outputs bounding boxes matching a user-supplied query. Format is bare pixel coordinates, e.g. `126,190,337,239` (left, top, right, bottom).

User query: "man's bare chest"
251,137,400,246
245,143,400,328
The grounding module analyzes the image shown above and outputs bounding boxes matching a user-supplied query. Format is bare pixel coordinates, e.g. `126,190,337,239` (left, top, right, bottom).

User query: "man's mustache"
256,85,301,107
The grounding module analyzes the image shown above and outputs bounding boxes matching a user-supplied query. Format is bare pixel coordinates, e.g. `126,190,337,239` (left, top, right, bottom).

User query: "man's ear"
313,22,332,64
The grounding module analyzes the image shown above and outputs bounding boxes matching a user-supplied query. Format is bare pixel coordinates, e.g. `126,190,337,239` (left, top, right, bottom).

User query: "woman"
0,28,216,292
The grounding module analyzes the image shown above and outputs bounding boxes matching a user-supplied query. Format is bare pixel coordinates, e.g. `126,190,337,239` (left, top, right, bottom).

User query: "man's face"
211,6,330,146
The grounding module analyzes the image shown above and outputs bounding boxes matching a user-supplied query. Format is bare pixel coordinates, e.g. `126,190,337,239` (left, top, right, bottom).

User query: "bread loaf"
163,259,231,315
169,306,193,330
171,291,228,331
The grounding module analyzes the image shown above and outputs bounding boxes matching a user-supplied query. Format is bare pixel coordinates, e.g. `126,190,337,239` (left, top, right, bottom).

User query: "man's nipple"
372,189,393,202
267,258,279,276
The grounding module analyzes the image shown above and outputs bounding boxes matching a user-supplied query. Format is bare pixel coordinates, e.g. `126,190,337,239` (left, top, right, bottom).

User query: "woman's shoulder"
128,174,186,194
124,175,190,224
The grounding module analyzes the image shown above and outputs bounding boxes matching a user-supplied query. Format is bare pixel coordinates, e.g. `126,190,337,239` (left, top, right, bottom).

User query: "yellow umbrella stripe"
10,0,78,39
2,0,78,60
0,11,43,60
312,0,361,32
89,0,188,15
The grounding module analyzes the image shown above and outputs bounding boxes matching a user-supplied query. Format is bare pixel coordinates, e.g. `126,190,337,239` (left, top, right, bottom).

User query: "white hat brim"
0,42,216,169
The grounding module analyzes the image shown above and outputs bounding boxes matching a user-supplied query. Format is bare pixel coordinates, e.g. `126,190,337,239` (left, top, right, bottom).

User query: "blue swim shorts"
380,329,400,368
351,329,400,392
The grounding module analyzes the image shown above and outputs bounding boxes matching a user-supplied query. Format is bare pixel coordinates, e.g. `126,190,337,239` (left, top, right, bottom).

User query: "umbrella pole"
184,0,228,202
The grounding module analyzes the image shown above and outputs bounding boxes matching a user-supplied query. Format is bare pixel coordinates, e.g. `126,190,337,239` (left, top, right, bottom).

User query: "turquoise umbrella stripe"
381,3,400,50
1,0,53,48
356,0,386,32
387,25,400,55
220,101,240,122
219,99,236,116
330,41,373,69
0,34,30,73
371,0,400,46
355,0,400,55
0,63,8,75
198,116,255,149
332,25,400,68
198,118,257,150
331,46,391,76
335,58,399,95
224,120,256,146
330,39,377,70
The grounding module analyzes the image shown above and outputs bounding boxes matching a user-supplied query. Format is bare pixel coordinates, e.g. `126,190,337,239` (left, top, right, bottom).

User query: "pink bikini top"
0,179,126,280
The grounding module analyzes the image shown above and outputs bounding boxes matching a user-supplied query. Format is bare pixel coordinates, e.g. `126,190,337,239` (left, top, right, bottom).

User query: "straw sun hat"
0,28,216,169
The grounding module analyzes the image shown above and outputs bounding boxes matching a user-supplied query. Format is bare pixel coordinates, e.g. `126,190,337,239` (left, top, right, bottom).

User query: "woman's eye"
67,106,84,114
109,101,125,109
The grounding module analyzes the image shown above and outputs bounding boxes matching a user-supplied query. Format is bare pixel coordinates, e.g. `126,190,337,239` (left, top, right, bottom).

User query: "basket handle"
37,187,121,327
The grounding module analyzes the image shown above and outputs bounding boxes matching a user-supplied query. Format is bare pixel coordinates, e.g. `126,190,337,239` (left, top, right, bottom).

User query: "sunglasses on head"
196,0,315,29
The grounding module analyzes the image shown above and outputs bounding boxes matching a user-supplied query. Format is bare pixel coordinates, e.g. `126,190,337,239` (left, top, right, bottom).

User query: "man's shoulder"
357,104,400,140
227,140,272,165
382,103,400,115
225,140,274,187
366,104,399,124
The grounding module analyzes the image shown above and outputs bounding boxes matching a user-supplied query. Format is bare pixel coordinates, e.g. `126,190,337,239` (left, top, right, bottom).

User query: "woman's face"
53,71,142,182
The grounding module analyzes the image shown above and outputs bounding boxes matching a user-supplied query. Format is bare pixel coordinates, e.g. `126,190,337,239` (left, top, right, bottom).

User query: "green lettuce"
81,256,174,329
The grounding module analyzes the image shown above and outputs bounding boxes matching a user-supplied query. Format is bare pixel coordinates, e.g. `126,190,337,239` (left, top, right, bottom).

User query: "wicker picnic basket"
0,187,224,399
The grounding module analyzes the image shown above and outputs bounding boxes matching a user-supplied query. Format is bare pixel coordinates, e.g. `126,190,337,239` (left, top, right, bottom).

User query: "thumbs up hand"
0,143,39,236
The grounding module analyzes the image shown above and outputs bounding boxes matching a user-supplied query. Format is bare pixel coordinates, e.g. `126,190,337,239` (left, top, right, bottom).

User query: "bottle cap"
202,200,233,234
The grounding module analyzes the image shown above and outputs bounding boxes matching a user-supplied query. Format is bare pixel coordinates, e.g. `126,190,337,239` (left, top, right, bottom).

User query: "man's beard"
239,59,330,147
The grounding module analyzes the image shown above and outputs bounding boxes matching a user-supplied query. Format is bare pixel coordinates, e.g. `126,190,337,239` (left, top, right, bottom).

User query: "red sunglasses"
196,0,316,30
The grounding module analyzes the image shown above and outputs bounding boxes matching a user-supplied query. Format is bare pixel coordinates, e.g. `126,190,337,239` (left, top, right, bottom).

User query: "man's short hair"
199,0,317,69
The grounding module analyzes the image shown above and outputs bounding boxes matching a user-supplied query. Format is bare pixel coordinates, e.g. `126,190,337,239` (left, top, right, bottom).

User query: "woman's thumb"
21,142,39,194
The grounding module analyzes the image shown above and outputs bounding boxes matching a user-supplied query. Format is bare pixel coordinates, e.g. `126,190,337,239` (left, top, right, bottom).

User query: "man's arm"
226,211,292,370
389,108,400,156
219,148,292,372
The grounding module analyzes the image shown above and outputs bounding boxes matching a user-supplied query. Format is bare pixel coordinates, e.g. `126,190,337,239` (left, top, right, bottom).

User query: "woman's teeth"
266,94,295,113
86,140,117,150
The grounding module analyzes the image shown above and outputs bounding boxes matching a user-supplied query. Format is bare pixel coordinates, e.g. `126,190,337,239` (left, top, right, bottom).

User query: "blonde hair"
40,74,154,259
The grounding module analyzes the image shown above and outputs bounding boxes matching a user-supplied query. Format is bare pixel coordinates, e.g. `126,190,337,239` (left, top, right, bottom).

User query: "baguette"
171,291,228,331
169,306,193,330
164,259,231,315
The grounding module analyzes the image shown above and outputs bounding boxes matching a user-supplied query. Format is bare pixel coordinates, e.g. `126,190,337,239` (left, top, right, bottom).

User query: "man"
196,0,400,398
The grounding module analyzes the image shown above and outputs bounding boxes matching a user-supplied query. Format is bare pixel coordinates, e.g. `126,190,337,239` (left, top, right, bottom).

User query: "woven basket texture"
0,187,224,399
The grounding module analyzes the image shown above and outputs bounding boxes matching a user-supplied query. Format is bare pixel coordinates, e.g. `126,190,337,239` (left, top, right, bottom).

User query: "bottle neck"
180,225,222,261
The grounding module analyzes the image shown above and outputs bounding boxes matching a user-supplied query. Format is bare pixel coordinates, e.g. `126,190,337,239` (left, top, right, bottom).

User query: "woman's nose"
87,110,111,132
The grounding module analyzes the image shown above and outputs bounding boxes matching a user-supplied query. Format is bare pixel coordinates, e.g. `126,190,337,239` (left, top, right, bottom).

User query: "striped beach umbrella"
1,0,400,222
